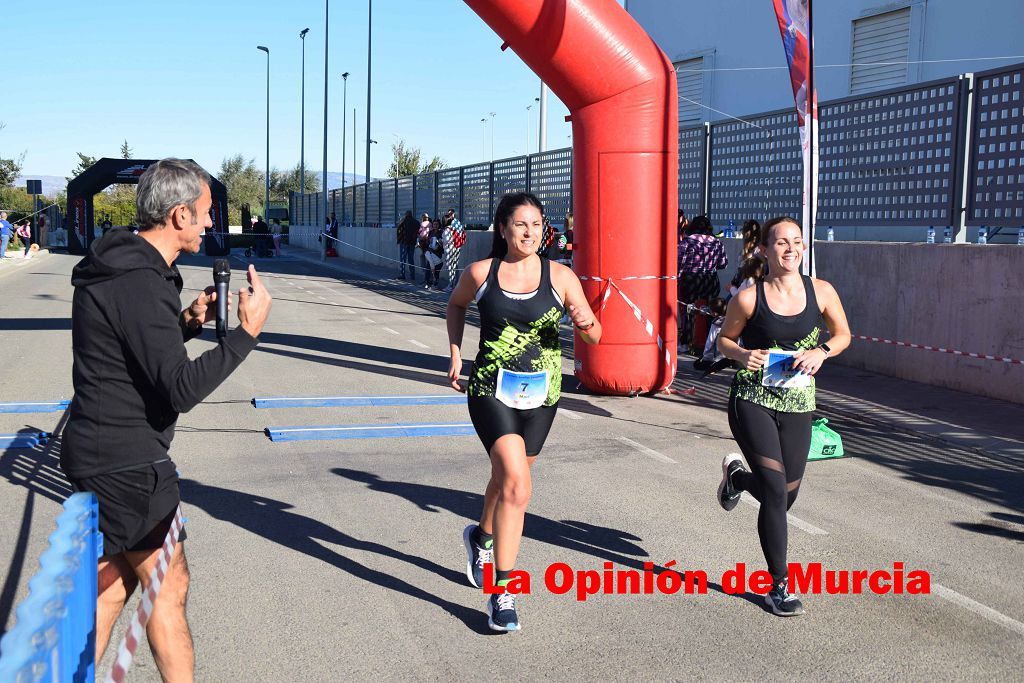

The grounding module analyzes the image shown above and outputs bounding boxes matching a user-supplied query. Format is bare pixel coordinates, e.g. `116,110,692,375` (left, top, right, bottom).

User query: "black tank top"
467,257,565,406
730,275,824,412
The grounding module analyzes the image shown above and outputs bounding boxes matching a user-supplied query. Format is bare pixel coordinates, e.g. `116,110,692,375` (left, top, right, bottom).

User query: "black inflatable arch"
65,158,229,256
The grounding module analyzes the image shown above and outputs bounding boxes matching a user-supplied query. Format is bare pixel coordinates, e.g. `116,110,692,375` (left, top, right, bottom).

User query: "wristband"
575,320,595,331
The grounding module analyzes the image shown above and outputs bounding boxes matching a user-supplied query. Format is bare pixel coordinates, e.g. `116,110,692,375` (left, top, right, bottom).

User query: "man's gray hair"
136,158,211,230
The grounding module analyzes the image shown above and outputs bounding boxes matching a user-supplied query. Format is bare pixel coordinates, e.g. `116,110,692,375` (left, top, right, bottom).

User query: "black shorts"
467,396,558,457
68,460,186,557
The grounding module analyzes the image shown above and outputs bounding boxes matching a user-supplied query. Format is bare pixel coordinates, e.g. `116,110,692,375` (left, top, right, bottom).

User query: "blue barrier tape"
266,422,477,442
252,394,466,409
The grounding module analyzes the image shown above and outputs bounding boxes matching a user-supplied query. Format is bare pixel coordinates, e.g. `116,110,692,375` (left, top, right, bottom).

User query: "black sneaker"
765,582,805,617
487,591,521,632
717,453,746,511
462,524,493,589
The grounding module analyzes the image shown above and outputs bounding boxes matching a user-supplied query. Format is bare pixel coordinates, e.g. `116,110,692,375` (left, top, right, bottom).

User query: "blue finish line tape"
265,422,476,442
0,433,48,449
0,401,70,413
252,395,466,409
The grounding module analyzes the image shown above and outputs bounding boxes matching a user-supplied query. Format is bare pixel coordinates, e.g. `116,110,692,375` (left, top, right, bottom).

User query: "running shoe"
717,453,746,511
462,524,493,589
765,582,805,617
487,591,521,632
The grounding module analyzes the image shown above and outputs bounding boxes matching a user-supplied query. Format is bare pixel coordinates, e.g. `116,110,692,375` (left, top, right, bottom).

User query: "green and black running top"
731,275,824,413
467,257,565,407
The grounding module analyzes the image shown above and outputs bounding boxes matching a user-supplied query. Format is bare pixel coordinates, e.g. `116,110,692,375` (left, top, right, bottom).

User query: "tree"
219,154,265,225
0,156,22,187
66,152,97,183
272,164,320,198
387,138,446,178
120,140,133,159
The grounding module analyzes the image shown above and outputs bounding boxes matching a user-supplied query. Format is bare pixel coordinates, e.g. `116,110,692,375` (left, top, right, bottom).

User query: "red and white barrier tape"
579,274,677,282
596,278,682,390
106,507,185,683
853,335,1023,365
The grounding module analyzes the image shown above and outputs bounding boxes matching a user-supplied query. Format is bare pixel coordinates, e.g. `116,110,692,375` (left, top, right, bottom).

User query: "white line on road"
409,339,429,349
364,317,376,323
559,409,583,420
343,308,355,314
933,584,1024,637
740,494,829,535
617,437,677,464
382,327,400,335
318,296,326,300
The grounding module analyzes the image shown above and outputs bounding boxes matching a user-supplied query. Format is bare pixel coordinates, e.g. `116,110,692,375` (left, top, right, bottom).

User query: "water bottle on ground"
977,227,987,245
926,226,935,244
826,226,834,242
943,227,952,243
1018,227,1024,245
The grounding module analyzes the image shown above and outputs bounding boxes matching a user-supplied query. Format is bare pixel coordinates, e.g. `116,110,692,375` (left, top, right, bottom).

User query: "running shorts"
467,396,558,457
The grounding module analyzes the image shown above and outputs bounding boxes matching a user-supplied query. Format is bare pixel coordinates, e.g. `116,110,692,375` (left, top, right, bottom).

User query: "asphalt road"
1,249,1021,681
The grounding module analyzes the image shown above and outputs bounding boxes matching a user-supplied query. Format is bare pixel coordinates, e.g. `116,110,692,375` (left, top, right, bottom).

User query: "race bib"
761,350,811,388
495,368,549,409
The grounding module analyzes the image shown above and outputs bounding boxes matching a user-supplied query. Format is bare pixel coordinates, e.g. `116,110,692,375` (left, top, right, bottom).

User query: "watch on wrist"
818,342,832,357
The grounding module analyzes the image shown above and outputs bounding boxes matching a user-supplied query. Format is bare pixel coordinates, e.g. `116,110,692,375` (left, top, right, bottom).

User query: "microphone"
213,259,230,339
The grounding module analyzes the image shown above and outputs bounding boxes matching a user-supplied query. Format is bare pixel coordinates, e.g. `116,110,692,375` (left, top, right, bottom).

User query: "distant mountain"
14,175,67,198
325,171,373,190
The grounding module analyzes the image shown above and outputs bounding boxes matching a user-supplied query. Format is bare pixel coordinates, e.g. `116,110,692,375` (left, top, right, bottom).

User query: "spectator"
396,210,418,280
678,214,728,350
427,219,444,288
442,208,465,292
0,211,11,259
16,220,32,257
557,212,574,265
271,218,283,257
729,219,764,297
417,213,432,285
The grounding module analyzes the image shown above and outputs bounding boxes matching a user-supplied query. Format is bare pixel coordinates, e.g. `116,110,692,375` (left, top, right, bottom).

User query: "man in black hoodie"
61,158,272,679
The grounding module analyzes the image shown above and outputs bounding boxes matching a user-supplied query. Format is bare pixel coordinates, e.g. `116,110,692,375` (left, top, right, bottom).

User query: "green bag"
808,418,844,460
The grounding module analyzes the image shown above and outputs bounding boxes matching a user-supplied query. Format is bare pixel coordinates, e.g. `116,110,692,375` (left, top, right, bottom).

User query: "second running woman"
446,192,601,631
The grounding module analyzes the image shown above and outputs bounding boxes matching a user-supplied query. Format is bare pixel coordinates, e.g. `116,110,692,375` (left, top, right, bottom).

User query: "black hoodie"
60,229,258,478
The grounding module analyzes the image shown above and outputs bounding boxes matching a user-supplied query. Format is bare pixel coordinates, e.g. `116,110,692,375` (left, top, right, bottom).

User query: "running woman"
715,216,850,616
446,192,601,631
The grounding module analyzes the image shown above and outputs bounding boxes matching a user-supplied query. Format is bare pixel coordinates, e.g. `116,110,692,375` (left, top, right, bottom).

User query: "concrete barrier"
289,225,1023,404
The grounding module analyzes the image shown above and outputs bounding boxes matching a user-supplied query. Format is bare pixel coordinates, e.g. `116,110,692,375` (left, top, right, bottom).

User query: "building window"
850,7,912,95
675,57,704,125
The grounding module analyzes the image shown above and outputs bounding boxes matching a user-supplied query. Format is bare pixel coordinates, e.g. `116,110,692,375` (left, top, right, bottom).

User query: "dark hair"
689,214,712,236
760,216,801,246
489,192,544,259
708,297,727,317
740,219,761,262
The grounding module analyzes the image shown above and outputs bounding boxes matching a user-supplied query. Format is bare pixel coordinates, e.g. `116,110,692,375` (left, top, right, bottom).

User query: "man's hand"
237,265,272,338
182,286,229,329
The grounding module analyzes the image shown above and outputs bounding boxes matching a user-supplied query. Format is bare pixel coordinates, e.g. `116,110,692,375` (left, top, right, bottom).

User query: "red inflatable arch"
464,0,678,395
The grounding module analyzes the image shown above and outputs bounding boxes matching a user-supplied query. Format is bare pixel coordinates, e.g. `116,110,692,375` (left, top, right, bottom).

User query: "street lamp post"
480,118,486,159
341,72,349,224
365,0,373,183
299,28,309,195
257,45,270,221
526,104,532,154
489,112,496,162
322,0,329,241
539,83,548,152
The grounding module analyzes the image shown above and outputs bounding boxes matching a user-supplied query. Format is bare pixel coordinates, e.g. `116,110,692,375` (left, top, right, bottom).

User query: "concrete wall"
292,225,1023,404
717,239,1024,404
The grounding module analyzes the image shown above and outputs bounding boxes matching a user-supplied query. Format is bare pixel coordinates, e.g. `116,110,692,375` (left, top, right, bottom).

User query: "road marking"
409,339,429,349
740,494,829,535
253,395,465,408
318,296,326,300
364,317,376,323
382,327,400,335
617,437,677,464
0,401,70,413
933,584,1024,637
559,409,583,420
343,308,355,314
266,422,476,442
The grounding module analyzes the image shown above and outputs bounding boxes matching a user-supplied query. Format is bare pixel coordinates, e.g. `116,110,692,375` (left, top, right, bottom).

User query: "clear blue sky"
3,0,593,180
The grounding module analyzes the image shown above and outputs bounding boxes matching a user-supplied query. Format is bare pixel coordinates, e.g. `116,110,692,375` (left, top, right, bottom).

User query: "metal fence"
0,492,101,682
292,61,1024,232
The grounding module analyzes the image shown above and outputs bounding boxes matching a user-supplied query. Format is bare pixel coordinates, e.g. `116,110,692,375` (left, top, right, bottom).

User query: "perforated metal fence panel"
397,176,414,218
356,185,367,225
343,186,355,224
462,163,492,226
968,65,1024,225
414,173,436,217
493,156,528,204
437,169,461,221
820,77,961,225
366,182,381,226
709,110,801,224
679,125,706,217
529,149,572,226
380,179,397,225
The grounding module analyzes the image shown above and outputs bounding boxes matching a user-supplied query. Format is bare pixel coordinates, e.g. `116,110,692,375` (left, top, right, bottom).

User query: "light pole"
480,118,486,159
321,0,329,238
365,0,373,183
539,84,548,152
299,28,309,195
341,72,349,224
534,96,540,152
257,45,270,221
489,112,496,162
526,104,532,154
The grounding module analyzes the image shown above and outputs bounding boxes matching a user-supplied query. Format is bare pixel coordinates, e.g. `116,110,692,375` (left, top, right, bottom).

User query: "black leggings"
467,396,558,457
727,396,812,583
